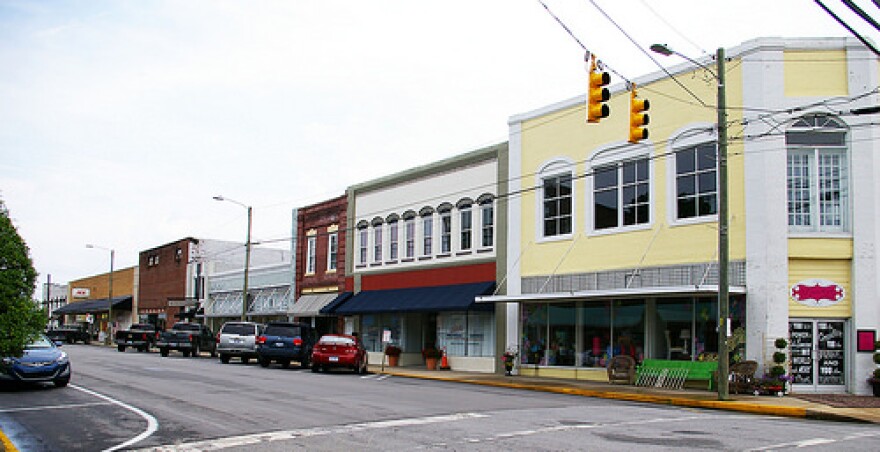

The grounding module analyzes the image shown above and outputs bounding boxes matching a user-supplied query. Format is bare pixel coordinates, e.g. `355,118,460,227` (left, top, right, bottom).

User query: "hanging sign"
72,288,90,298
790,279,845,307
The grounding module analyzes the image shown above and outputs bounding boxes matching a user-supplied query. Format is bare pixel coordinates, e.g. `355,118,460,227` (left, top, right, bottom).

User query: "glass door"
789,319,846,392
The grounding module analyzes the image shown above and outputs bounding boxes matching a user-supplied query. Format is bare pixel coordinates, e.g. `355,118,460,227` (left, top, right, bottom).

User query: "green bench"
636,359,718,390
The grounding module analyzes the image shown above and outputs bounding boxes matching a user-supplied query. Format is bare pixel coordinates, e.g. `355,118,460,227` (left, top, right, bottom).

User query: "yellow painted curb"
0,427,18,452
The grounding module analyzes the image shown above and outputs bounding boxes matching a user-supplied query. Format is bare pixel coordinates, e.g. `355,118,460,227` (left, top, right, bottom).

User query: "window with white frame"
327,232,338,271
439,207,452,254
594,158,649,230
786,114,849,233
422,212,433,256
306,236,317,274
373,223,383,263
675,143,717,219
388,220,399,260
358,224,368,265
460,206,472,251
405,216,415,259
543,173,573,237
480,199,494,248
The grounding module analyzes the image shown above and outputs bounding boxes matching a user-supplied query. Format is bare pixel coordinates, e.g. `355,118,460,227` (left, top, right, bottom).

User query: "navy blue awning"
319,292,353,315
333,282,495,315
53,296,132,315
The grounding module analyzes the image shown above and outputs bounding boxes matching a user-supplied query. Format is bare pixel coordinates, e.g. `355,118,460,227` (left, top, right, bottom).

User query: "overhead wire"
813,0,880,56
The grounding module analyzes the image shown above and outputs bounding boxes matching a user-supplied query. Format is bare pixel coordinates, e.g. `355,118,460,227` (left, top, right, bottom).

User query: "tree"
0,198,45,357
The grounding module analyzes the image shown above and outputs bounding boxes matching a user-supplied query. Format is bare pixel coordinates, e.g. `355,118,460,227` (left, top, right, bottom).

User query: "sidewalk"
367,365,880,425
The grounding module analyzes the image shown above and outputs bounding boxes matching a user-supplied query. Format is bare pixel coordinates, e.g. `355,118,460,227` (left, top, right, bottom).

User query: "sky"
2,0,878,290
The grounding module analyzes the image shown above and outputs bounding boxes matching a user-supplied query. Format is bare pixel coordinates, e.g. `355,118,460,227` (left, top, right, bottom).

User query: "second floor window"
306,236,317,274
481,201,494,247
389,221,399,260
422,214,433,256
460,207,472,250
440,211,452,254
373,224,383,262
543,173,572,237
594,158,649,230
358,227,368,265
405,218,415,258
676,143,717,220
327,233,338,271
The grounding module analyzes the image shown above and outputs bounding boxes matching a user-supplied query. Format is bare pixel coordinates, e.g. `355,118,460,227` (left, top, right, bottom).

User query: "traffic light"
587,55,610,123
628,84,650,143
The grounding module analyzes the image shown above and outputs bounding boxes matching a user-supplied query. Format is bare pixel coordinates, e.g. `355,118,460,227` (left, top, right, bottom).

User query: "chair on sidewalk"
607,355,636,384
729,360,758,394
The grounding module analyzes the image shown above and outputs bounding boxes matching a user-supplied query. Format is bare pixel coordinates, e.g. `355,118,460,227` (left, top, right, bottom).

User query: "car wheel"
242,356,250,365
359,359,367,375
53,378,70,388
160,348,169,357
192,345,200,357
300,354,310,370
138,346,147,353
311,365,320,373
220,354,230,364
117,345,125,353
182,350,191,357
281,359,291,369
259,357,271,367
210,347,217,358
67,337,74,344
84,339,91,345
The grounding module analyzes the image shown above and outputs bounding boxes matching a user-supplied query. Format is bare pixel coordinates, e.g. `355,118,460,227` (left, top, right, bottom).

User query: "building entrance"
789,319,846,392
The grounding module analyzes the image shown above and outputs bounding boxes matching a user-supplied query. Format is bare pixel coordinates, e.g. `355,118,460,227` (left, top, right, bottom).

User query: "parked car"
115,323,161,352
217,321,264,364
46,324,91,345
311,334,368,374
156,322,217,357
256,322,316,369
0,334,71,388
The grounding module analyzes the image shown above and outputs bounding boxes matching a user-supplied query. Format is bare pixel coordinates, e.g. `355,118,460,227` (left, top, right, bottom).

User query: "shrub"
774,338,788,349
384,345,401,356
773,351,787,364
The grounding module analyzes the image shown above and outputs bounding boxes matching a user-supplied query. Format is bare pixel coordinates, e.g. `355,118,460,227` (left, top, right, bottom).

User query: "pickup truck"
46,325,91,344
156,322,217,357
115,323,161,352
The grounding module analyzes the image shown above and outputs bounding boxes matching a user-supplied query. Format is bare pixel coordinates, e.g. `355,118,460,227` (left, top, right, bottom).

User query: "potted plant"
501,349,517,376
384,344,401,367
868,340,880,397
422,346,441,370
758,337,789,396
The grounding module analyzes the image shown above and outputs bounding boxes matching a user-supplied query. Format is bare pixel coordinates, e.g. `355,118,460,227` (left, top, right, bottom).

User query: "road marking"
748,431,880,451
134,412,488,451
0,402,113,413
71,384,159,452
360,373,391,381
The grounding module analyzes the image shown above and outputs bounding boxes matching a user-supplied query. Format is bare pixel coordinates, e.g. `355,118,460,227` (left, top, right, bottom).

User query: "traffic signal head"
587,56,610,123
628,86,650,143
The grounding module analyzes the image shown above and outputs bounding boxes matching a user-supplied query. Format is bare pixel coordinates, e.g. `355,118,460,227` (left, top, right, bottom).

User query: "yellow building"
485,37,879,395
56,267,137,338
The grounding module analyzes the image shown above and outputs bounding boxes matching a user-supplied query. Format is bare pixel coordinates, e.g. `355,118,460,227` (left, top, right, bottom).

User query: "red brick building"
138,238,196,329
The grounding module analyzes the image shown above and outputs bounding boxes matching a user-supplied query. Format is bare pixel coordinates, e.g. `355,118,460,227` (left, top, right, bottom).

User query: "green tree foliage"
0,199,46,357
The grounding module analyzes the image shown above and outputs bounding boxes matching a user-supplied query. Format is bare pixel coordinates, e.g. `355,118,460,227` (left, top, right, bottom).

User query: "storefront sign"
790,279,845,307
72,288,90,298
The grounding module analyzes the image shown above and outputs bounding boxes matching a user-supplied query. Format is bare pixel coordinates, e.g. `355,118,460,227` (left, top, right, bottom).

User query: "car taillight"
188,334,193,342
293,337,303,346
256,336,266,345
142,333,148,340
216,332,220,344
155,332,160,339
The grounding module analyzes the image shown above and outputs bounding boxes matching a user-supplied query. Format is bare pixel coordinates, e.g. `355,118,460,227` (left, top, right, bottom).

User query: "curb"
375,370,874,422
0,427,18,452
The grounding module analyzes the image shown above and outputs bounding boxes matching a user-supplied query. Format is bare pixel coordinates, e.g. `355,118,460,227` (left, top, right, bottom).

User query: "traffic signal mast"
628,84,650,143
587,54,610,123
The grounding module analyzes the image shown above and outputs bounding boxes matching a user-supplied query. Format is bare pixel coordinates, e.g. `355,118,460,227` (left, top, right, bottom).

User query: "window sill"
456,250,472,256
355,264,367,269
588,222,652,237
437,253,452,259
477,248,493,254
370,262,383,267
401,258,415,263
536,233,574,244
419,256,433,261
385,260,399,265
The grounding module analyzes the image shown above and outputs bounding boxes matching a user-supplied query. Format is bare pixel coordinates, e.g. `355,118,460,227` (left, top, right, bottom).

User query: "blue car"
0,334,71,388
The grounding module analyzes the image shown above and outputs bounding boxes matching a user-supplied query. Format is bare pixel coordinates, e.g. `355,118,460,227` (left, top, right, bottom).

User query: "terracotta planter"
387,355,399,367
425,357,438,370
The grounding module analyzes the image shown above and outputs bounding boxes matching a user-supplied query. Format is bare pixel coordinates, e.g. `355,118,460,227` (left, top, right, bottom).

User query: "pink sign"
790,279,845,307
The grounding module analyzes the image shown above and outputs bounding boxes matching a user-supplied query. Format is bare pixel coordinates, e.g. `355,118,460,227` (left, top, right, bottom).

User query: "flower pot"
425,357,438,370
871,379,880,397
387,355,399,367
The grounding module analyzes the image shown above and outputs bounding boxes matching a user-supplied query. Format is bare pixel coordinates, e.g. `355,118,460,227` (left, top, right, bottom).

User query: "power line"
814,0,880,56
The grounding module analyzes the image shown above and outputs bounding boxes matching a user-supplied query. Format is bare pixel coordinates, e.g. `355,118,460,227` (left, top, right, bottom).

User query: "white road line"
70,384,159,452
134,412,488,452
0,402,113,413
748,431,880,451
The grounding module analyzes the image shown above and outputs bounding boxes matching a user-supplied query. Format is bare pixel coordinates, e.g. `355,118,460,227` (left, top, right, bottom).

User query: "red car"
311,334,368,374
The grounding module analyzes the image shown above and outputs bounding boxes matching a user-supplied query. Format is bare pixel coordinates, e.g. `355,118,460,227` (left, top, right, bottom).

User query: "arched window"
786,114,848,233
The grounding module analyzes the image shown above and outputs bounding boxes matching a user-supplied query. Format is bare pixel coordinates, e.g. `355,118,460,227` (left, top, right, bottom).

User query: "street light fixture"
651,43,730,401
86,243,115,344
213,195,252,321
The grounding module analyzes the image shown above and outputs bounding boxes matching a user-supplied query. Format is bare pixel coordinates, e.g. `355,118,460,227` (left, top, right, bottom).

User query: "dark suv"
256,322,316,369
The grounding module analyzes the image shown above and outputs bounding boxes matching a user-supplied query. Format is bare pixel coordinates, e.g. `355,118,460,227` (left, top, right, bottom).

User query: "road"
1,344,879,451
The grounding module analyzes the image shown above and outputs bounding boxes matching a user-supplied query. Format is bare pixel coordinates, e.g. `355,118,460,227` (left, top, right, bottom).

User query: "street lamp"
213,195,252,321
86,243,115,344
651,43,730,401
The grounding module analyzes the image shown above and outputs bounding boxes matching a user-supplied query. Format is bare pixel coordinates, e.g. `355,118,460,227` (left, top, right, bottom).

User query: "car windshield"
26,335,55,349
222,324,256,336
319,336,355,346
264,325,301,337
173,324,201,331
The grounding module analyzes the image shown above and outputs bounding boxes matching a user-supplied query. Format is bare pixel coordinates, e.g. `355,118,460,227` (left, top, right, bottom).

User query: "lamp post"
86,244,115,344
651,44,730,401
213,195,252,321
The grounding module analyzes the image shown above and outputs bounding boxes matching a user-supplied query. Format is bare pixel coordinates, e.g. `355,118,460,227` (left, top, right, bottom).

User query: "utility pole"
243,205,252,321
716,46,730,401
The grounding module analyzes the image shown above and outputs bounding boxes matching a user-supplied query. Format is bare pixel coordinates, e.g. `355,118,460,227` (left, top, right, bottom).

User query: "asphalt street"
1,344,879,451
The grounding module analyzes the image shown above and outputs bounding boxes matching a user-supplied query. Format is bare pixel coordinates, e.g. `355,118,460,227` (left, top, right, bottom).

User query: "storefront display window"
522,304,548,365
361,314,401,353
548,303,576,366
656,298,693,360
612,300,645,362
580,301,611,368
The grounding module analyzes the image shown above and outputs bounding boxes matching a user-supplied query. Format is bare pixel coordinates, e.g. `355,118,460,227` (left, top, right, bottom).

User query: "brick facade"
138,238,194,327
295,195,347,298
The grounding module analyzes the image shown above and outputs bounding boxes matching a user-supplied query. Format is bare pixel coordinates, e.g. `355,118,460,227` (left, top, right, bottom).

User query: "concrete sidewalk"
367,365,880,425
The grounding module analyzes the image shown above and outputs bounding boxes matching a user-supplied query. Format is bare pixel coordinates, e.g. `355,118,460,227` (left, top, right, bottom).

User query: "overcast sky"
1,0,876,289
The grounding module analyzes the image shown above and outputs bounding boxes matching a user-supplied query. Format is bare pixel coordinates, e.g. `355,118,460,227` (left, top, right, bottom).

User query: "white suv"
217,321,264,364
